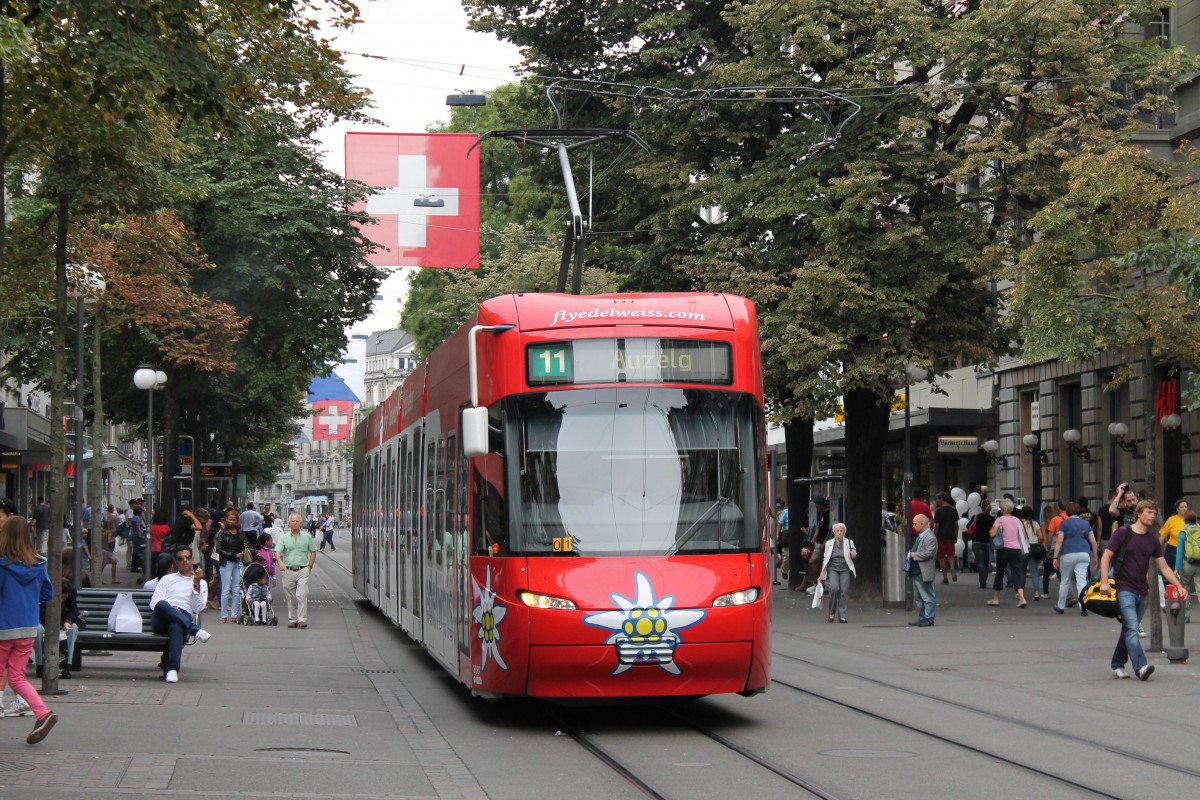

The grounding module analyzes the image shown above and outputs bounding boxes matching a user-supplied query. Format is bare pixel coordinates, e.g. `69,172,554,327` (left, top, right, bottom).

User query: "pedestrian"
909,488,932,533
0,514,58,743
773,498,788,585
907,514,937,626
1019,505,1045,600
1101,482,1137,547
969,502,996,589
1100,500,1189,680
276,513,316,629
932,492,959,583
988,498,1029,608
214,508,250,623
1052,501,1097,616
32,496,50,555
149,546,211,683
98,504,119,584
128,499,147,576
147,508,170,579
1174,511,1200,622
239,502,264,550
1042,499,1070,597
1159,498,1189,570
817,522,856,623
320,512,336,551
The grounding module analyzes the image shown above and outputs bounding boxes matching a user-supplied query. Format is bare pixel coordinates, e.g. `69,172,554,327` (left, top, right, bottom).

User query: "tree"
462,0,1191,597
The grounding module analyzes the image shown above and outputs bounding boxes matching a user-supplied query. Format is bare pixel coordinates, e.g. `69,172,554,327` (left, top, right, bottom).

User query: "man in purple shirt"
1099,500,1189,680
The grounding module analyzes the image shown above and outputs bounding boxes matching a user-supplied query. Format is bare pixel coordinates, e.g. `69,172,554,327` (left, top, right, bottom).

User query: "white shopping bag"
811,583,825,609
107,591,143,633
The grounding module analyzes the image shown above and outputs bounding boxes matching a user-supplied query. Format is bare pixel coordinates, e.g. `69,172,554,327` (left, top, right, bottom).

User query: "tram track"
774,649,1200,786
548,706,845,800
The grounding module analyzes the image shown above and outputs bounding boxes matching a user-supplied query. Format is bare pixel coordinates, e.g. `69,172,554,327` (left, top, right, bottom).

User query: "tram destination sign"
199,463,234,479
528,338,732,386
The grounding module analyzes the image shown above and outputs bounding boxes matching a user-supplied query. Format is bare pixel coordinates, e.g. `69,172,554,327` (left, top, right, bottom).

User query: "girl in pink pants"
0,515,57,744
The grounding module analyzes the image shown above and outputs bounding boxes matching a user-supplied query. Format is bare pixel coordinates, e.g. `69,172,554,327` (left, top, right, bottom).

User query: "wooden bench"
72,589,170,672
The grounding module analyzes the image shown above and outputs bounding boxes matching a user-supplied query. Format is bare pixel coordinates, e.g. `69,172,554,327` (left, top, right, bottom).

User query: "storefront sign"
937,436,978,454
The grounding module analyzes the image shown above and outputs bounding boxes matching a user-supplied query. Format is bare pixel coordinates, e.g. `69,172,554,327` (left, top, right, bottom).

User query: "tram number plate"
552,536,573,553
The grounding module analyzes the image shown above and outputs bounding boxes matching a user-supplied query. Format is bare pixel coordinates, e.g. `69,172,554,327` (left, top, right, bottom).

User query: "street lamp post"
68,264,105,590
133,368,168,518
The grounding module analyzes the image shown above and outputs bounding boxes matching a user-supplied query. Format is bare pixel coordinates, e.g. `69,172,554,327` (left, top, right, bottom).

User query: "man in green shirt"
275,513,317,628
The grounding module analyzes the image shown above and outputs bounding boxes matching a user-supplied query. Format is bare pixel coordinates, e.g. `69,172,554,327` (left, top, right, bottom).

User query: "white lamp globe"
133,368,158,390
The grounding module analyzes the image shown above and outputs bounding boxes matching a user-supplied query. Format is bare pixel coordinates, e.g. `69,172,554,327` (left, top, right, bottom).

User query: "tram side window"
471,406,508,555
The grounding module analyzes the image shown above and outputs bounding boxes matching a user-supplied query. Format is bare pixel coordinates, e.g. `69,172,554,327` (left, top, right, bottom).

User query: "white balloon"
954,539,965,557
951,487,967,502
967,492,982,508
956,499,969,515
958,518,969,532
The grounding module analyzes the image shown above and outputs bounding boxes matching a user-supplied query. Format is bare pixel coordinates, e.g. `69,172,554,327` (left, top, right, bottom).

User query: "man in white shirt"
149,546,211,684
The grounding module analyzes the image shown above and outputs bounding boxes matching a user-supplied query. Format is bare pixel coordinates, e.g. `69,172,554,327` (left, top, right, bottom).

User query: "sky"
317,0,523,395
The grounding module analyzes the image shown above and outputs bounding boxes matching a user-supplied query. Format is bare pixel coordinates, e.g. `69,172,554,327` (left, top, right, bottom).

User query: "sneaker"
165,670,179,684
806,586,816,595
1054,606,1065,614
26,712,57,745
1139,625,1147,638
1112,667,1130,679
3,698,33,717
951,569,957,582
1137,664,1155,681
1034,593,1041,601
194,629,211,643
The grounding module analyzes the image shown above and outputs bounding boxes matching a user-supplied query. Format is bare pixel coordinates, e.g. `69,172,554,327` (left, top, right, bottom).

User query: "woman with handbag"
817,522,857,623
1019,506,1046,600
214,508,249,623
988,499,1029,608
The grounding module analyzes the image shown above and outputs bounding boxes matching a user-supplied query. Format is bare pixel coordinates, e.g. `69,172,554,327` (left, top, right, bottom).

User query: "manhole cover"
0,761,37,773
243,712,357,727
819,749,917,759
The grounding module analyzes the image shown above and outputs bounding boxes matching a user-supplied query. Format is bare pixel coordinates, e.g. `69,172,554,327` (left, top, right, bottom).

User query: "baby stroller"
238,562,278,626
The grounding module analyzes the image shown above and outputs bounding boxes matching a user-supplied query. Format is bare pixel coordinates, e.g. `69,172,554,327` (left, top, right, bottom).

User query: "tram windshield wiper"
666,496,730,556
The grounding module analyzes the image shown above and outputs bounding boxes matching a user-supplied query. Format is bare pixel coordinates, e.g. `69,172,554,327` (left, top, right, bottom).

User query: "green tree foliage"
463,0,1191,594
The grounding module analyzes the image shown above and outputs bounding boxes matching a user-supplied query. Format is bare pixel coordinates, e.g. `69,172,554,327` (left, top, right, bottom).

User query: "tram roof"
480,292,750,333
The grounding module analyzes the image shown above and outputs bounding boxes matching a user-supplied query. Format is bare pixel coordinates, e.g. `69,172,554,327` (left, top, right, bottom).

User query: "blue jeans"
1056,552,1090,609
1024,552,1041,593
912,575,936,622
1112,591,1149,672
151,602,200,673
219,560,243,620
972,542,991,588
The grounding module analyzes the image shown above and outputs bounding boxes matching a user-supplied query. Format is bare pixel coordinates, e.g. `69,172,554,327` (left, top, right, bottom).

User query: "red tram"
351,293,771,698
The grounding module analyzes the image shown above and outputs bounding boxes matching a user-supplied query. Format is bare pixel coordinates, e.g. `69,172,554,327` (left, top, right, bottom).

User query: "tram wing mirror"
463,407,490,457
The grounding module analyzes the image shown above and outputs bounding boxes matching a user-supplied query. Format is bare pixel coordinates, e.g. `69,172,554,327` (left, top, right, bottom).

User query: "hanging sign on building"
938,436,978,454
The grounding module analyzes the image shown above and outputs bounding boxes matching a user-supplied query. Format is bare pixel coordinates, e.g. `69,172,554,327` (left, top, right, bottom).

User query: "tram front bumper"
525,641,754,698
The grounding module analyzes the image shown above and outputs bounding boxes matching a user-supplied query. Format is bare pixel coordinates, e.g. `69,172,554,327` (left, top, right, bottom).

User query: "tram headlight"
516,590,577,610
711,587,760,607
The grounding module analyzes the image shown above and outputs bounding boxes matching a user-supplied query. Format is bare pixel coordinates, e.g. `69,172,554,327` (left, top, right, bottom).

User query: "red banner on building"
345,132,481,269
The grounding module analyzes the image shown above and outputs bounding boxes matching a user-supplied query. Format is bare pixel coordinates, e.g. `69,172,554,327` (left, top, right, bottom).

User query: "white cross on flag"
311,400,354,441
345,132,481,268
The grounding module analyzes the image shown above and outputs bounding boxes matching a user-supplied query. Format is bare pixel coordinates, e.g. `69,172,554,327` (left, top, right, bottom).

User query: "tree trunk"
42,196,70,694
1,62,6,278
783,418,814,590
843,387,891,601
89,305,105,588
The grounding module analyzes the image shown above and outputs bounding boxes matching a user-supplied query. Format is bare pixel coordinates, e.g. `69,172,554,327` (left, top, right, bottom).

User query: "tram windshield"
505,388,765,556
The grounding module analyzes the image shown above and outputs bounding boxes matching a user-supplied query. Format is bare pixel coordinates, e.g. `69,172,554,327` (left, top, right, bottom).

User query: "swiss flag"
312,400,355,442
346,132,481,268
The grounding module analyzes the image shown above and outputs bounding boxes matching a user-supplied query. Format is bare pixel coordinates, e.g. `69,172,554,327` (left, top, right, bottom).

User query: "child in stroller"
239,562,276,625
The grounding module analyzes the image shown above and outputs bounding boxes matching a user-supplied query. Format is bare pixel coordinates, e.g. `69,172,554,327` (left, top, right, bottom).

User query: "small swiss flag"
346,132,481,269
312,400,355,442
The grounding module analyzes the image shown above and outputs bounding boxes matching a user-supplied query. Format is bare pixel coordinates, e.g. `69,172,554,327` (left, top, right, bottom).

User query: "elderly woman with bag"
989,499,1029,608
817,522,857,623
